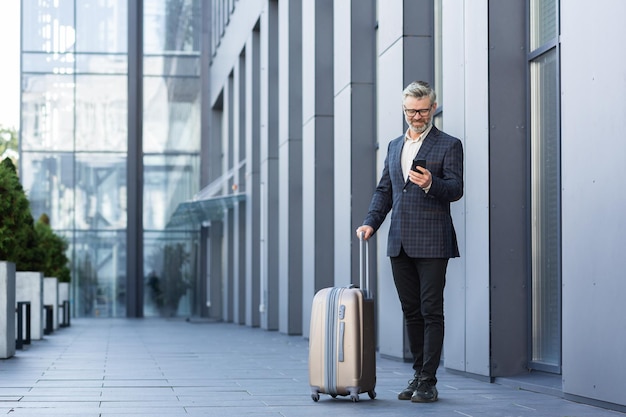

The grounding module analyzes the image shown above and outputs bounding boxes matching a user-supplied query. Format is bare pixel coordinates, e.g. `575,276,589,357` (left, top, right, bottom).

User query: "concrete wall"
440,0,491,378
58,282,70,326
301,0,335,337
0,262,16,359
560,1,626,407
244,27,262,328
43,277,59,330
258,0,280,330
16,271,44,340
277,0,303,335
332,0,376,294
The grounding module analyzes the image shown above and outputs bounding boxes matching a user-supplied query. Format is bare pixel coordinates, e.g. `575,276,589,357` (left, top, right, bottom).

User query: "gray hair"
402,81,436,104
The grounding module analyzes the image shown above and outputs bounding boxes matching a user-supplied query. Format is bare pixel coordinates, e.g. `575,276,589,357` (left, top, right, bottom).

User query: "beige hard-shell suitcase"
308,237,376,402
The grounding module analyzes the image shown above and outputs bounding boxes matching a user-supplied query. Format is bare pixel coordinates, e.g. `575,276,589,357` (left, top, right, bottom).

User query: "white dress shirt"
401,124,433,181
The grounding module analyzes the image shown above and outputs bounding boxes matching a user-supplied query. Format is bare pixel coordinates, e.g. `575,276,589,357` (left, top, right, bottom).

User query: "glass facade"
20,0,201,318
433,0,443,129
142,0,201,317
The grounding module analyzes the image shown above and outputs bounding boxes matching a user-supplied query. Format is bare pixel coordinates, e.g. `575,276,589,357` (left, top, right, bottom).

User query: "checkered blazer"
363,126,464,258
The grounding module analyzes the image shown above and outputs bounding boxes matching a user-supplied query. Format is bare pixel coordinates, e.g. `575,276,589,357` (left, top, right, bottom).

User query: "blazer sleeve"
363,141,394,232
428,136,464,203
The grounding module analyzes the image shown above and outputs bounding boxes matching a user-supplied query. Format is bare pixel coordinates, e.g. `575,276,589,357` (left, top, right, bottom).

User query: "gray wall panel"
209,1,264,107
488,0,527,377
223,75,234,323
333,0,376,289
301,117,335,337
440,0,467,373
333,88,353,286
301,0,334,337
376,36,409,362
461,0,490,378
232,56,246,324
259,0,280,330
245,31,261,327
278,0,303,335
439,0,491,379
560,1,626,406
208,105,224,320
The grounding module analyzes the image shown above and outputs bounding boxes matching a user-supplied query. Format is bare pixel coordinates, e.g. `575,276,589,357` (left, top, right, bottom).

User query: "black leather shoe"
397,376,420,400
411,381,438,402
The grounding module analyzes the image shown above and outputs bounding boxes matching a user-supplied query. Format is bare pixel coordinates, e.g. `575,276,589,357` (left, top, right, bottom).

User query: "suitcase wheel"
311,393,320,402
367,389,376,400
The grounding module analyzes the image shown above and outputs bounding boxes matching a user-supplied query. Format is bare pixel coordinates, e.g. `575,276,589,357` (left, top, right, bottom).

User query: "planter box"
1,261,16,359
16,271,44,340
58,282,70,327
43,277,59,331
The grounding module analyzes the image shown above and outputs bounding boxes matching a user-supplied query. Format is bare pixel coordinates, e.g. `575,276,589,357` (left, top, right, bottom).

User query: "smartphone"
412,159,427,174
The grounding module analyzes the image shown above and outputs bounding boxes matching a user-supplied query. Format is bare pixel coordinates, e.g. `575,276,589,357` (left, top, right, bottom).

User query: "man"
356,81,463,403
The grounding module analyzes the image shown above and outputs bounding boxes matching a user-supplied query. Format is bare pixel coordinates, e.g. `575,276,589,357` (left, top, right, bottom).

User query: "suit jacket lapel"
389,136,405,185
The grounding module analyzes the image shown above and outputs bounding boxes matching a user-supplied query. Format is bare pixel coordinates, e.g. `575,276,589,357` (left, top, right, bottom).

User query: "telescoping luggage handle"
359,232,370,296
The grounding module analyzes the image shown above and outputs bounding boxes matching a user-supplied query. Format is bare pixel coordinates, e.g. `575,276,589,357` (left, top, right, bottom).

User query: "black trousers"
390,247,448,385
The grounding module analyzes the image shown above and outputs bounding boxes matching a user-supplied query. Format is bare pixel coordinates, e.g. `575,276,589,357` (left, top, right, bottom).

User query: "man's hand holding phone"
412,159,427,174
410,159,432,190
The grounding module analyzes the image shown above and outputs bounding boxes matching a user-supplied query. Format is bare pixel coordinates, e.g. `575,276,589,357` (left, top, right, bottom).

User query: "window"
20,0,130,318
142,0,202,317
433,0,443,129
528,0,561,373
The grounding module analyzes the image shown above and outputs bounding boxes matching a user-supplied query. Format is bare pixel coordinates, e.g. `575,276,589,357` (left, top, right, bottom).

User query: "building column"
259,0,280,330
332,0,377,291
206,102,224,321
487,0,527,377
232,54,247,324
301,0,335,337
222,75,234,323
277,0,303,335
245,29,262,328
126,0,144,318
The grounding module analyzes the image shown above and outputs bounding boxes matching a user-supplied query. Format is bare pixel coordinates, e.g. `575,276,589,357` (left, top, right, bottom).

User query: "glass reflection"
20,152,75,230
22,52,75,74
76,54,128,75
72,230,127,317
74,153,127,230
141,0,202,318
21,74,75,151
143,76,201,153
75,75,128,151
144,0,201,54
22,0,75,53
76,0,128,53
530,49,560,366
530,0,557,50
144,231,199,317
144,154,200,230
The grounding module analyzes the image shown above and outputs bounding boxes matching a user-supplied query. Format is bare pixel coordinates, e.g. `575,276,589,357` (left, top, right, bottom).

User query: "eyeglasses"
403,107,432,117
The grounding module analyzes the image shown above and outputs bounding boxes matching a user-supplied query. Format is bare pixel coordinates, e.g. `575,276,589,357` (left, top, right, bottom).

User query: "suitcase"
308,236,376,402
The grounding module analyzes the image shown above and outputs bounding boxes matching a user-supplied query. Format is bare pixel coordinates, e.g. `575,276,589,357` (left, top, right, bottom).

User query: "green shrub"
0,158,44,271
35,213,71,283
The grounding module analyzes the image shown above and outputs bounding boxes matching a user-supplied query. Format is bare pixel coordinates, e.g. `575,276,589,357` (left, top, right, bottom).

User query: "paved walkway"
1,318,624,416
